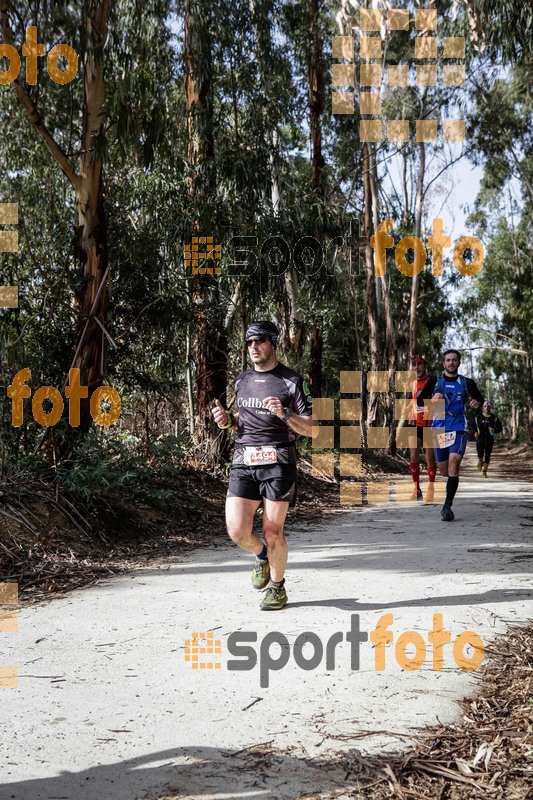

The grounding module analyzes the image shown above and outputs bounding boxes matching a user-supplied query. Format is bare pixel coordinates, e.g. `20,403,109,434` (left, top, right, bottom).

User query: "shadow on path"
0,744,378,800
286,587,533,611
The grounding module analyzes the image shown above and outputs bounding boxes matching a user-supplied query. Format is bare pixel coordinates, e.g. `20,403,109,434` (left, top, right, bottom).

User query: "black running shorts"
227,463,297,506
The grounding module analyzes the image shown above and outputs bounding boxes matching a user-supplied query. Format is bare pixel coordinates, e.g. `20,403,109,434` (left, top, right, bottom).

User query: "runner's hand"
469,399,481,408
262,396,285,418
433,392,444,400
211,399,229,426
474,432,479,439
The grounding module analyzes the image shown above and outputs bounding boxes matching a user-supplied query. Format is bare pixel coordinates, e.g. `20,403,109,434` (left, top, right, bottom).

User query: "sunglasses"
246,336,268,346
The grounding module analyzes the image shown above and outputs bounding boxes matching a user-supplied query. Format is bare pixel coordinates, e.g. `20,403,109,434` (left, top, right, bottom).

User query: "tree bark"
1,0,111,453
369,145,396,447
362,143,380,430
409,142,425,358
526,356,533,443
308,0,324,192
185,0,228,465
306,0,325,391
309,318,323,397
72,1,110,431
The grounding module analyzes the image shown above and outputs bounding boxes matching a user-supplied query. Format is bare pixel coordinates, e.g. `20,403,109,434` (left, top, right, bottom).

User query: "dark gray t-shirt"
232,363,313,464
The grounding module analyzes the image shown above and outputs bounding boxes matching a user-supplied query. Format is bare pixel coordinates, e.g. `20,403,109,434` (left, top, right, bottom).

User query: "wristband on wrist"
281,407,293,422
218,411,234,429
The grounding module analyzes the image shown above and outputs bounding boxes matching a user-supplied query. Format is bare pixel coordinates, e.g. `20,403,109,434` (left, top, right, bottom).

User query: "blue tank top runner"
432,373,469,433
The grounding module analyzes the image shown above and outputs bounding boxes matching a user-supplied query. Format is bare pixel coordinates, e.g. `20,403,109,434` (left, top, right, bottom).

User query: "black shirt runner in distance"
232,363,313,465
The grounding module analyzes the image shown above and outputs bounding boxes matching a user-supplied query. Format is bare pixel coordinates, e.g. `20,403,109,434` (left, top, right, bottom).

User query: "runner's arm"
262,395,315,438
493,416,503,435
277,374,315,438
211,400,238,429
465,378,484,408
469,411,480,437
285,412,314,438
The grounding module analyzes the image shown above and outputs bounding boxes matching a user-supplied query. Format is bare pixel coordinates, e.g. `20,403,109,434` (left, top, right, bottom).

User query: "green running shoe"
260,581,288,611
252,558,270,590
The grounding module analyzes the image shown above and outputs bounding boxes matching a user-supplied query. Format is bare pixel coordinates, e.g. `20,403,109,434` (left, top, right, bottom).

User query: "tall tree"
307,0,325,396
184,0,228,464
1,0,111,443
408,141,425,357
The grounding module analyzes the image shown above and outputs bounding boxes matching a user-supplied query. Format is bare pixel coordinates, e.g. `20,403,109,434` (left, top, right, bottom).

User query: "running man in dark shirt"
471,401,502,477
211,321,314,610
419,349,483,521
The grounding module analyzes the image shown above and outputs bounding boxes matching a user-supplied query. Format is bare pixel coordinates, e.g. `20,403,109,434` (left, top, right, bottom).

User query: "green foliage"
54,429,187,508
475,0,533,64
1,0,531,483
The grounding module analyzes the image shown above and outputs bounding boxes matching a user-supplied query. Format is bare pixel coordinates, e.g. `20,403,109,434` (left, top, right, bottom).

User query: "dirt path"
1,445,532,800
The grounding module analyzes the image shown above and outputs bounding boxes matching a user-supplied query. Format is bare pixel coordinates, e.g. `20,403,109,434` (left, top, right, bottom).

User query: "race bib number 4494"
243,446,278,465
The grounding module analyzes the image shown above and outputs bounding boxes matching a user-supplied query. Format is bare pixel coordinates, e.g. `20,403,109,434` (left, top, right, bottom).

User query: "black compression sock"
445,476,459,505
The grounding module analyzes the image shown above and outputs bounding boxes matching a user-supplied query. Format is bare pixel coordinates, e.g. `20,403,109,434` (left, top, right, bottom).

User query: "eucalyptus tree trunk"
185,0,228,465
308,0,324,193
307,0,325,395
369,145,396,446
526,355,533,443
1,0,111,450
71,2,111,431
362,142,380,430
250,0,302,353
409,142,426,358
